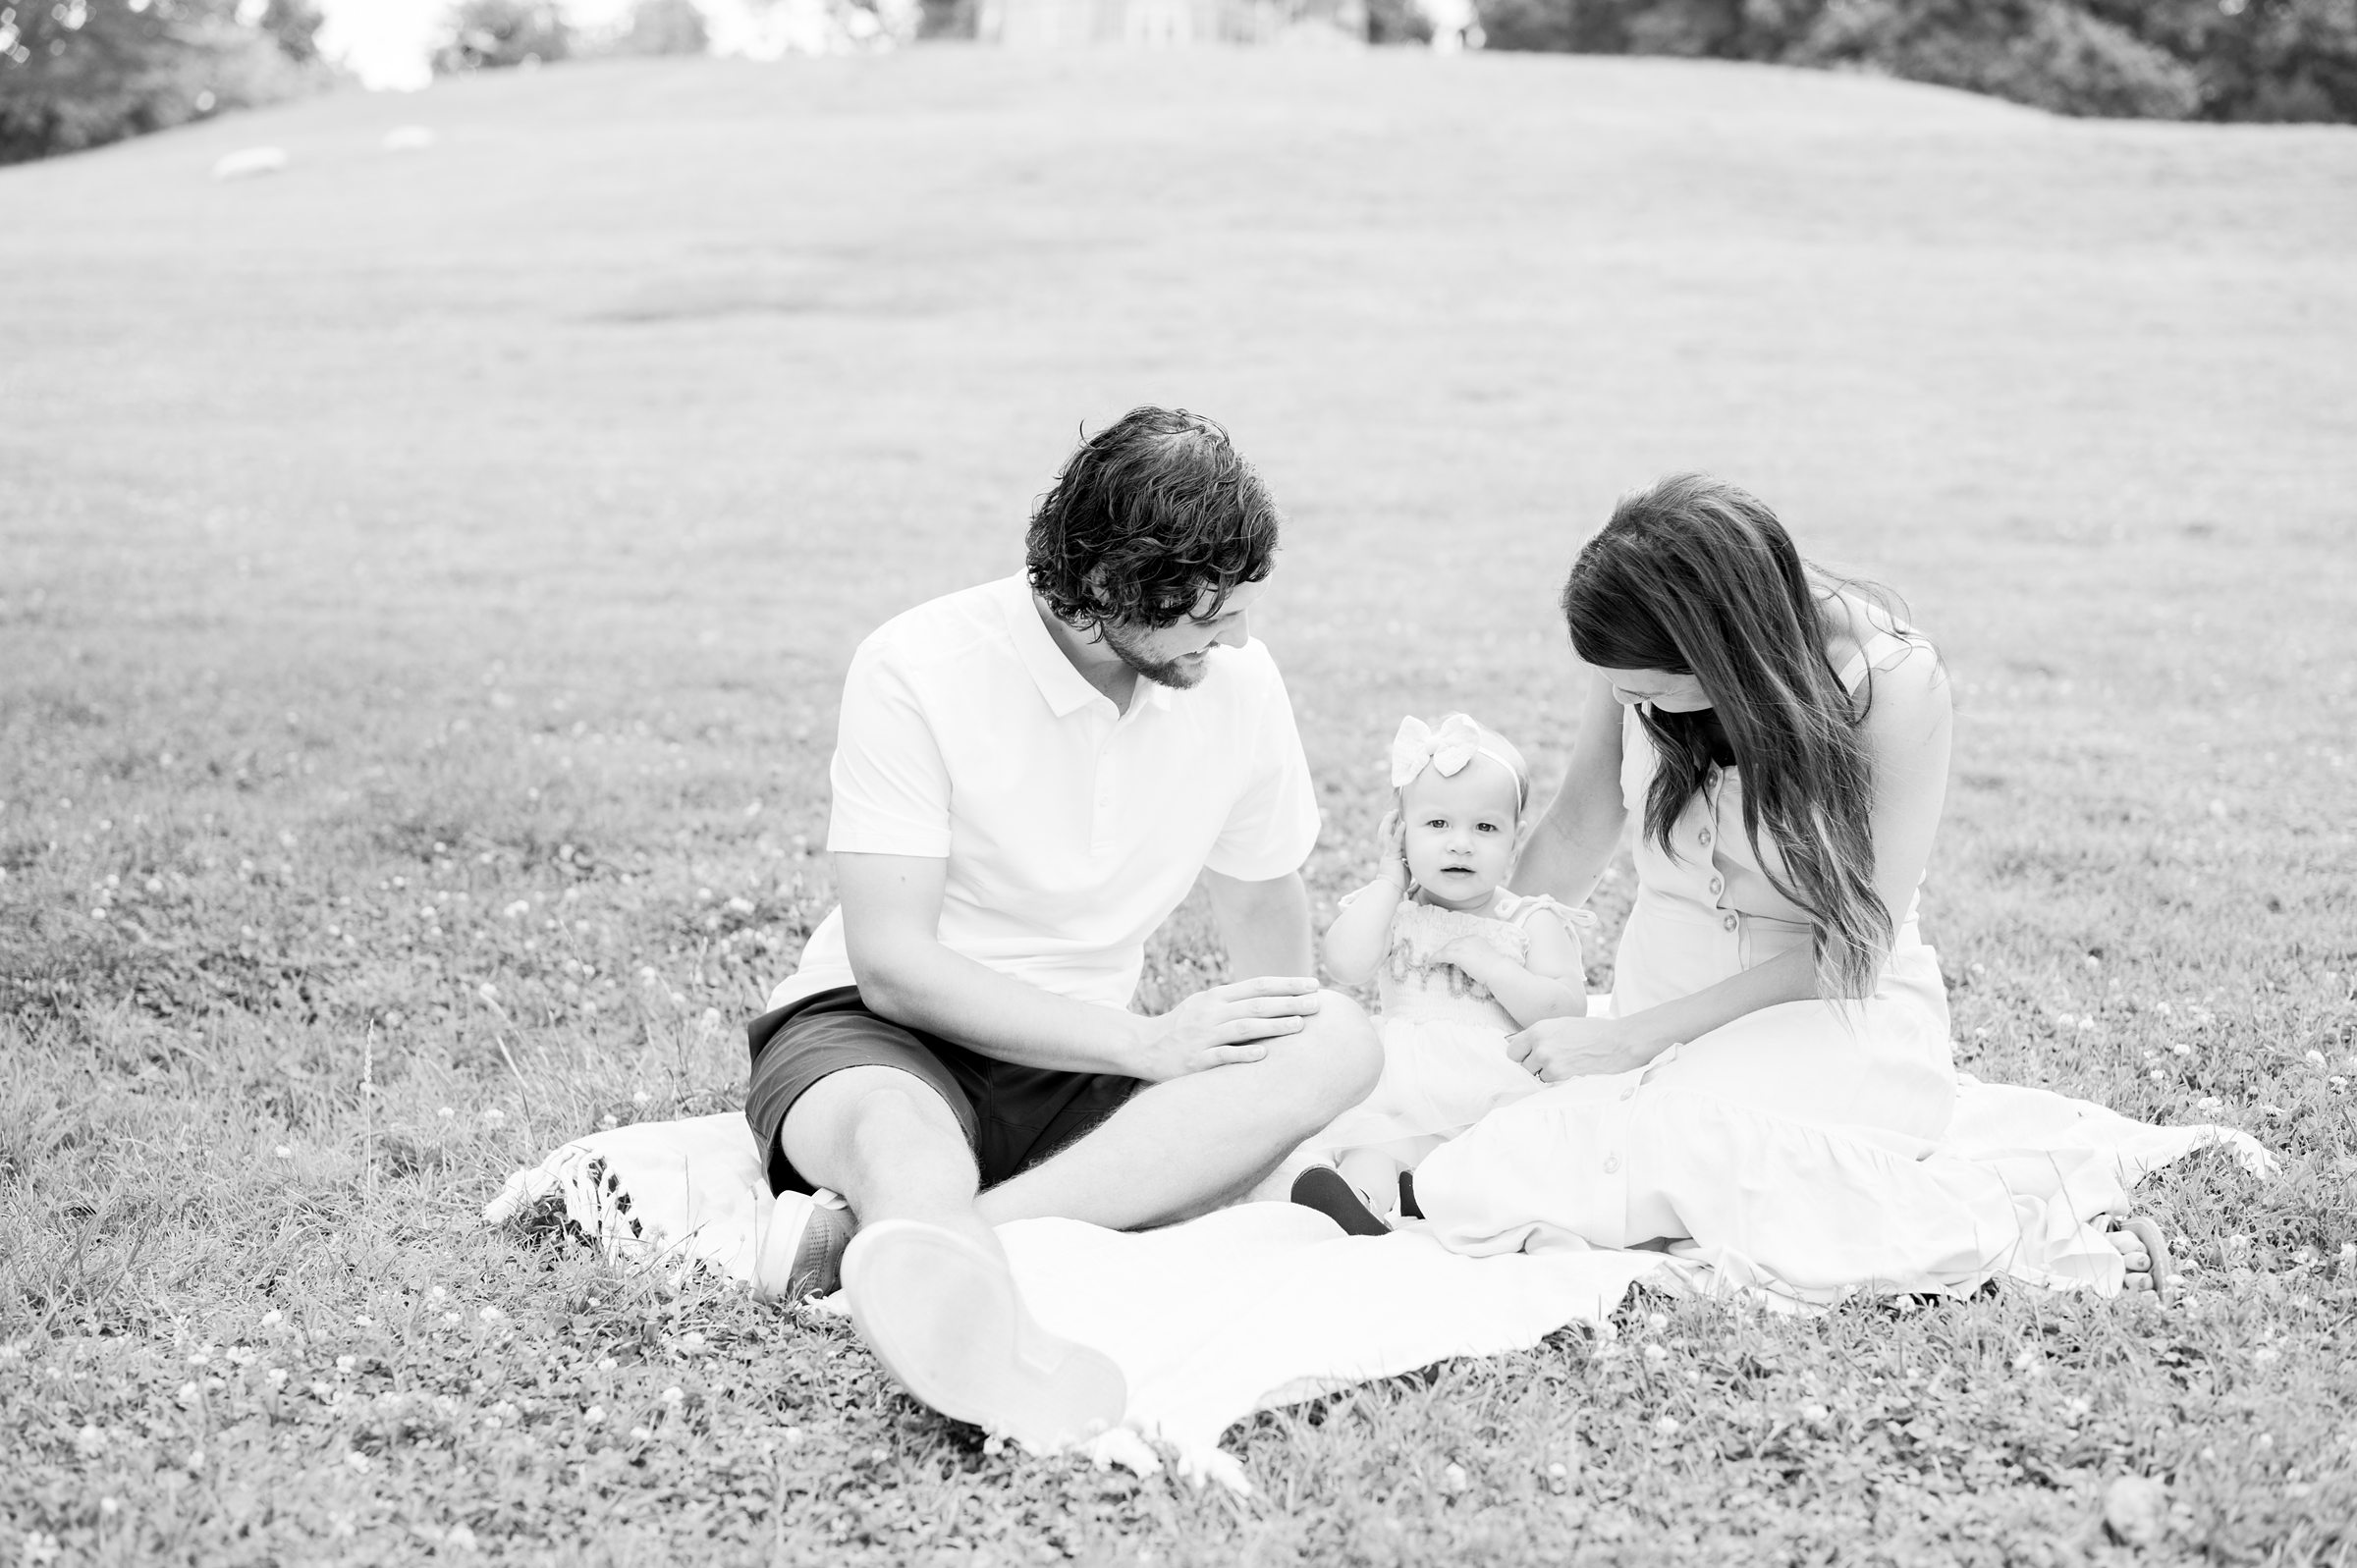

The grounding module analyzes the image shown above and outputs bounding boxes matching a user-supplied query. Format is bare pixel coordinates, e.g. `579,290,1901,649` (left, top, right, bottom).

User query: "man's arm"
1201,867,1314,980
837,851,1321,1084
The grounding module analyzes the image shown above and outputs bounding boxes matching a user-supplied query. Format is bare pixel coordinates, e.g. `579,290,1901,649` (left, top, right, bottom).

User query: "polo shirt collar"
996,575,1178,719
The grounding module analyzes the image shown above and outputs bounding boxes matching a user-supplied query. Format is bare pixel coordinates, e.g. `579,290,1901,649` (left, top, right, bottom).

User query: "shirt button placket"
1091,735,1116,857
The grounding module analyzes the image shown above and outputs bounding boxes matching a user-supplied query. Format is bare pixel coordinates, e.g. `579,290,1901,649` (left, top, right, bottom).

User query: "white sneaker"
753,1188,853,1304
842,1218,1127,1452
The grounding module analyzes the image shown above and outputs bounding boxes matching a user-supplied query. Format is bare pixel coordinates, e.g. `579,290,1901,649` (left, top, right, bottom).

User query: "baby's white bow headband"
1390,714,1528,808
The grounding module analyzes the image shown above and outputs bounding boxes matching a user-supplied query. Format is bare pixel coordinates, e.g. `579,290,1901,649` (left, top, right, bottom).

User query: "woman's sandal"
2109,1214,2179,1304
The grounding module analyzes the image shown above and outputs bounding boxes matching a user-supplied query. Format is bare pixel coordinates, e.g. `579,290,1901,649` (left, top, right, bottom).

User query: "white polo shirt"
768,573,1322,1015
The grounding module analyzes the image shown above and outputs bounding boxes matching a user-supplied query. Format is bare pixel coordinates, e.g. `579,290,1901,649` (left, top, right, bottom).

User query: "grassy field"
4,42,2356,1566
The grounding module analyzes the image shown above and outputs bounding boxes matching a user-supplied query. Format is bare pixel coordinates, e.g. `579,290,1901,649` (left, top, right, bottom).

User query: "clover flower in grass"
346,1452,369,1473
1440,1462,1469,1494
596,1357,617,1372
1798,1403,1830,1427
2308,1051,2330,1069
1643,1344,1670,1366
267,1369,289,1388
661,1386,685,1407
260,1310,283,1328
1654,1416,1681,1437
177,1381,202,1408
187,1346,213,1367
584,1406,606,1426
479,1305,505,1324
482,1108,506,1128
630,1426,654,1441
226,1345,255,1367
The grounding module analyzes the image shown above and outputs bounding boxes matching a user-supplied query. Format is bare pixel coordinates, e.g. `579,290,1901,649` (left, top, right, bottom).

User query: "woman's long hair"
1562,474,1895,1000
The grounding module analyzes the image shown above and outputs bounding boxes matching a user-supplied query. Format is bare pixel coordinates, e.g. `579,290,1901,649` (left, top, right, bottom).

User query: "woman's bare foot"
2106,1215,2177,1303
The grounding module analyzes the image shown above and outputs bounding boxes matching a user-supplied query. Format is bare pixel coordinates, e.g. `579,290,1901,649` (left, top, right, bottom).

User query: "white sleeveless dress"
1308,890,1588,1170
1411,609,2144,1298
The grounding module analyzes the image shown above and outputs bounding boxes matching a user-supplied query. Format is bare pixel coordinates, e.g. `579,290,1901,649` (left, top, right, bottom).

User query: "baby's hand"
1434,936,1502,975
1375,808,1409,891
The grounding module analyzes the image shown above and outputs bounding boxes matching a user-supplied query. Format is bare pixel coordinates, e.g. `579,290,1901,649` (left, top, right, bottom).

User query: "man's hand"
1134,976,1323,1082
1506,1014,1649,1082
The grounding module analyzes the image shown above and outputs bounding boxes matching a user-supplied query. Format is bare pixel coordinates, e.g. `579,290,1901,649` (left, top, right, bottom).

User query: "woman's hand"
1375,808,1410,892
1506,1014,1652,1082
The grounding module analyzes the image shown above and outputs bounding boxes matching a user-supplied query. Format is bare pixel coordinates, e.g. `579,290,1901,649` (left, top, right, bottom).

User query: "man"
743,406,1381,1449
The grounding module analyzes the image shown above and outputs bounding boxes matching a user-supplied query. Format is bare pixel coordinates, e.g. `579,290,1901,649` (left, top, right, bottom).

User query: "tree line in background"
1,0,332,164
4,0,2353,164
1473,0,2357,123
0,0,716,163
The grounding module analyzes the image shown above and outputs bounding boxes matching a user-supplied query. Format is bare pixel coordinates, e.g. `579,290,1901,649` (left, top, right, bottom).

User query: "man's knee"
1262,990,1381,1117
783,1066,975,1197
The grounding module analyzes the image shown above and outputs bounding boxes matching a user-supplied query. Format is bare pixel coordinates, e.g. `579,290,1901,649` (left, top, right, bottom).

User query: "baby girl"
1292,713,1592,1231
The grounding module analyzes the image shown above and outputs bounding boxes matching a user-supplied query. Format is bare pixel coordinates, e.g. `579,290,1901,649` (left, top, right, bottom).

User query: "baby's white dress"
1310,889,1587,1170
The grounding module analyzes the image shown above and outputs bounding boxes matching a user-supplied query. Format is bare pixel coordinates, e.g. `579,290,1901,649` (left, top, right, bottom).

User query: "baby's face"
1399,760,1520,908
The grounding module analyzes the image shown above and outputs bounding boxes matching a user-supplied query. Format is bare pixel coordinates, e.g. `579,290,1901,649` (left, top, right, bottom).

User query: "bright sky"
316,0,633,90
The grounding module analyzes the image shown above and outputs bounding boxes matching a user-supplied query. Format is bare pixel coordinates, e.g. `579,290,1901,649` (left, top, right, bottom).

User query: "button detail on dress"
1721,913,1738,933
1697,829,1713,846
1708,876,1724,895
1603,1153,1621,1174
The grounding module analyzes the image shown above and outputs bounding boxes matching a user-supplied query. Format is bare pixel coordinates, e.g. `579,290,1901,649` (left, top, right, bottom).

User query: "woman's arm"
1510,668,1629,905
1508,646,1953,1079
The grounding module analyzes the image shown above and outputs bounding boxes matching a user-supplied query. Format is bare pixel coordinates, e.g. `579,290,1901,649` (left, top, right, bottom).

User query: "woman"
1410,474,2167,1298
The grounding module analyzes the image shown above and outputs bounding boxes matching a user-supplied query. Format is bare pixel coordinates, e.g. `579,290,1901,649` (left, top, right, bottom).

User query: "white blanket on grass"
484,1083,2270,1491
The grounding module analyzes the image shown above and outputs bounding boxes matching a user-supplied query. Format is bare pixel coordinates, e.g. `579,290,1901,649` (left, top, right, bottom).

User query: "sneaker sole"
841,1218,1126,1451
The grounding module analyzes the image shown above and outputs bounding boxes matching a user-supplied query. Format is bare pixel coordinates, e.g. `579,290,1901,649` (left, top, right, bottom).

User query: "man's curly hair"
1025,407,1280,629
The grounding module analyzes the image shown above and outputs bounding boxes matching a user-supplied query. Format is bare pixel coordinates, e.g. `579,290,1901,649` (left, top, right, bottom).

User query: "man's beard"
1099,622,1211,690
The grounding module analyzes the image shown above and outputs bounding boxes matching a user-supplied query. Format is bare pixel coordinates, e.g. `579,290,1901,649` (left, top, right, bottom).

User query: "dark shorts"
743,986,1145,1197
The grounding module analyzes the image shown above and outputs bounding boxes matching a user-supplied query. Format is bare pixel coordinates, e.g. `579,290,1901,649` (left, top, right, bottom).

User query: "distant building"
977,0,1366,46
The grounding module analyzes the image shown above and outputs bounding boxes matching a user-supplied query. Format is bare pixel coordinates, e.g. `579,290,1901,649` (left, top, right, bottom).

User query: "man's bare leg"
779,1064,996,1255
977,990,1381,1230
779,1064,1126,1448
